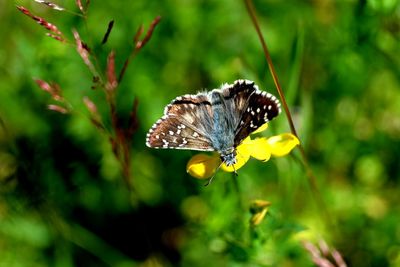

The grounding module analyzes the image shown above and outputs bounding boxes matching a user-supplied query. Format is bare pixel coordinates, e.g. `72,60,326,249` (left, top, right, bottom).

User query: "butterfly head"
220,147,237,167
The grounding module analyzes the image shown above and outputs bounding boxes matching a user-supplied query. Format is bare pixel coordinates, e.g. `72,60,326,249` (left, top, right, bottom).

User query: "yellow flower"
186,124,300,179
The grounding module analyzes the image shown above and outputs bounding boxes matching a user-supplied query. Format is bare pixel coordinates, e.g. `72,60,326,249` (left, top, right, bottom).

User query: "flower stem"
243,0,335,229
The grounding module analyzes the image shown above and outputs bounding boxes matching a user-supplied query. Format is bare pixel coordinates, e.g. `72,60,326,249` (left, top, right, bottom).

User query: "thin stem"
62,9,86,18
244,0,297,136
82,18,105,85
231,173,244,210
118,50,139,83
118,16,161,83
243,0,334,227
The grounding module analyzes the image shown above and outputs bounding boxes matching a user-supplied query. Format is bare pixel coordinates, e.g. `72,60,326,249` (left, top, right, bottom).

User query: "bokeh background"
1,0,400,266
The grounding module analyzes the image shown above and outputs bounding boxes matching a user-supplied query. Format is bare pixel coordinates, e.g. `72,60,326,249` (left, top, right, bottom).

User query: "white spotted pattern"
145,79,282,166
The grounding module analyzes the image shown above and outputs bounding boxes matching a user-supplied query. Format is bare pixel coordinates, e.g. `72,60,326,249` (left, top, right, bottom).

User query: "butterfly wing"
218,80,258,128
146,94,215,151
146,80,281,151
224,80,281,146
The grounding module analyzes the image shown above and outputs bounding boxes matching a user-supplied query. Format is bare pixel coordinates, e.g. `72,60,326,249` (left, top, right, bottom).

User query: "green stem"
243,0,335,230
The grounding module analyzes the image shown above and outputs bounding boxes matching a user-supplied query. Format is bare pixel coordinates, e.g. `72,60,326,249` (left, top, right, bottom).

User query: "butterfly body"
208,91,237,165
146,80,281,167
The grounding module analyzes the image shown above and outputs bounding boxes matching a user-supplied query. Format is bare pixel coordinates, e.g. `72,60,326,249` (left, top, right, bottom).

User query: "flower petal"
187,153,221,179
220,138,251,172
251,122,269,134
246,137,272,161
267,133,300,157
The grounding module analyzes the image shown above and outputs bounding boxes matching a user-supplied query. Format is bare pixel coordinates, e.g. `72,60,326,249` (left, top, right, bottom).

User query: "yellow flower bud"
249,200,271,227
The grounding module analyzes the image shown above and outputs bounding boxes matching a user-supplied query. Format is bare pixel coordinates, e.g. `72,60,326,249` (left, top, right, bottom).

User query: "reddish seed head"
34,79,63,101
34,0,65,11
47,104,68,114
83,96,98,115
46,33,65,42
106,51,117,91
73,29,93,68
76,0,90,13
17,5,64,39
34,79,52,93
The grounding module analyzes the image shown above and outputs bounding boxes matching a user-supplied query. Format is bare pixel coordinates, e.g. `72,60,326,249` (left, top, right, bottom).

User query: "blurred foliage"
1,0,400,266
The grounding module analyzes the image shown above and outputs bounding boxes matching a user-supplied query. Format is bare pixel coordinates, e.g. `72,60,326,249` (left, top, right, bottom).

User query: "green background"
1,0,400,266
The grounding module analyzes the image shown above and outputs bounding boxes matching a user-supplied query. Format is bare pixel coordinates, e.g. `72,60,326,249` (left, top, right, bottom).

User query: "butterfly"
146,79,281,169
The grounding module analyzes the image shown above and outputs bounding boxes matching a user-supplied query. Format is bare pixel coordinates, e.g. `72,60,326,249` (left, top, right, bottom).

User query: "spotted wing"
146,94,215,151
229,80,281,146
219,79,259,128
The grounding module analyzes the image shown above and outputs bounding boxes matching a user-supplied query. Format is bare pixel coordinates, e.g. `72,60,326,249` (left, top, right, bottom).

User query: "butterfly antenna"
204,161,224,186
204,176,214,186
